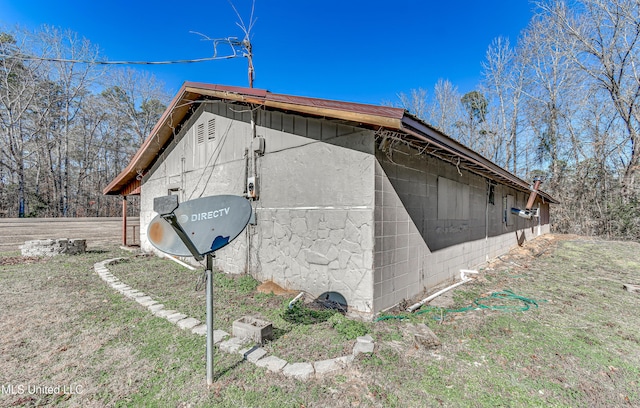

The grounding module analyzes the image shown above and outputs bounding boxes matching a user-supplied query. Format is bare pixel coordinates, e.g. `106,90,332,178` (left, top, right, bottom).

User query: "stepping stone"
142,300,159,307
357,334,374,343
177,317,200,330
353,341,375,356
148,304,164,313
255,356,288,373
136,297,157,307
314,355,354,376
240,346,267,363
123,290,144,298
282,362,314,381
166,313,188,323
213,329,229,344
352,333,375,355
191,325,207,336
219,337,251,354
155,309,177,318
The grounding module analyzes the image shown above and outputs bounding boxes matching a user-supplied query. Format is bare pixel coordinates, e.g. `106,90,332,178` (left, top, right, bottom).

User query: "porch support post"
122,196,128,246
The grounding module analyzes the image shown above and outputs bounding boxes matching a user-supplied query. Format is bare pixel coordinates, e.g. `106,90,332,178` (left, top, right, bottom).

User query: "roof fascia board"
263,100,402,128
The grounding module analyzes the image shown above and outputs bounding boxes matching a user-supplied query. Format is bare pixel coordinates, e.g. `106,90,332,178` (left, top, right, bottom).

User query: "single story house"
104,82,555,317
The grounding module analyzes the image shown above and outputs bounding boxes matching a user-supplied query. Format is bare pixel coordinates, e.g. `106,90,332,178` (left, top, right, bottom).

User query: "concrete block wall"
140,101,377,315
372,151,553,314
139,103,248,265
374,160,430,311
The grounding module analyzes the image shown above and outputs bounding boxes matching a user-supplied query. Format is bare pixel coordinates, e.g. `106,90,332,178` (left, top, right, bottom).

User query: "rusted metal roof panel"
267,93,405,119
184,82,268,98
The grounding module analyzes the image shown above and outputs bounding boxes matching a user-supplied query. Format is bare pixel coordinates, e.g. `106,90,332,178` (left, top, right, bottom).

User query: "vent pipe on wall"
511,177,543,220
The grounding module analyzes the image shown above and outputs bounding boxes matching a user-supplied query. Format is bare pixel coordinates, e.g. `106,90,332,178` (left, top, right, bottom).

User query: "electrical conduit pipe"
288,292,305,309
406,269,479,312
164,254,197,271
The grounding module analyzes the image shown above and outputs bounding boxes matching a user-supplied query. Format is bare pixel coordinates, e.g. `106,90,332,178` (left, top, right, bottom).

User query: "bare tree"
540,0,640,199
432,79,463,139
518,9,582,188
482,37,527,174
0,26,169,218
35,26,103,216
0,31,43,216
397,88,430,121
100,68,169,145
395,80,464,142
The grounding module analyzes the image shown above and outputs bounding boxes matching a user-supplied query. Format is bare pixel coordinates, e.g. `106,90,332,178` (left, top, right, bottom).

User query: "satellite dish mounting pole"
149,194,252,386
206,252,215,386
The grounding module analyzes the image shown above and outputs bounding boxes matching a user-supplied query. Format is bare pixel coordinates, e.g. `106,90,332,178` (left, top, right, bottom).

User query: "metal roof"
103,82,556,203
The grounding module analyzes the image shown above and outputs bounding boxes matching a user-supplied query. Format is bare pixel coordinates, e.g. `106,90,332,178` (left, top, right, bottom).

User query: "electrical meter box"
247,176,258,199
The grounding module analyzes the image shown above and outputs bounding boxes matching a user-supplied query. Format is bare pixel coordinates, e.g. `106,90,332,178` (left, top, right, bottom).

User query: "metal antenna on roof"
228,0,257,87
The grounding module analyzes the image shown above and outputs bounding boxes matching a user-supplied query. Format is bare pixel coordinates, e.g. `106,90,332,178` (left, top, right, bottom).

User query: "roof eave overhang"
103,85,198,195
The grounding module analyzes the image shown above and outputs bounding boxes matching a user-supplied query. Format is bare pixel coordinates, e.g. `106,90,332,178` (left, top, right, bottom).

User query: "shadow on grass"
214,356,246,382
269,327,291,342
86,249,111,254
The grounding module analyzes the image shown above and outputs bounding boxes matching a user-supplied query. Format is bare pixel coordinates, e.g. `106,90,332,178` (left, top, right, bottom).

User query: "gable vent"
197,123,205,144
208,118,216,140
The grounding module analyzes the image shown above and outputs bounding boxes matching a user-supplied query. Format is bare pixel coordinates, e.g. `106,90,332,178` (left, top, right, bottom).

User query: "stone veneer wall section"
253,207,374,313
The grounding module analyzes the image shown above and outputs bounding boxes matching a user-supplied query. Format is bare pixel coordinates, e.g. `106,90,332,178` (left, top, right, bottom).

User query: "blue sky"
0,0,535,105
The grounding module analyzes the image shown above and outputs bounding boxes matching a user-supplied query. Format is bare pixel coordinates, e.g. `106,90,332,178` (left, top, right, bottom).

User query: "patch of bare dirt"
256,280,299,296
0,256,45,266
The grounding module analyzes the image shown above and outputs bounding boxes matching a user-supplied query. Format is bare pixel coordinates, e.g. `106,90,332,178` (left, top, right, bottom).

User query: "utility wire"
0,36,249,66
0,53,241,66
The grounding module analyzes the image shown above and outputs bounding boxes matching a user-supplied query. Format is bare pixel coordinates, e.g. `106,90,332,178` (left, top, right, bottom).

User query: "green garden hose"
374,289,543,322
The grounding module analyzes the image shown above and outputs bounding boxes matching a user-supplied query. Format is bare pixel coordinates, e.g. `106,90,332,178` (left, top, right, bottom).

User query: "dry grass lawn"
1,234,639,407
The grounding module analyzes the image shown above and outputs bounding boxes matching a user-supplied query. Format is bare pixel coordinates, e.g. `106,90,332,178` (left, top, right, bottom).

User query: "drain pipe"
164,254,197,271
406,269,478,312
288,292,305,309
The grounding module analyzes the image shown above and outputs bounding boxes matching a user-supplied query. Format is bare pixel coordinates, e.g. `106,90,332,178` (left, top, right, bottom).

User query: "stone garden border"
94,258,375,380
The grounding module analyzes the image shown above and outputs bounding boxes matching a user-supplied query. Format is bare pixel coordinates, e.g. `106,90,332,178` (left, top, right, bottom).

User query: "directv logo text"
189,207,230,222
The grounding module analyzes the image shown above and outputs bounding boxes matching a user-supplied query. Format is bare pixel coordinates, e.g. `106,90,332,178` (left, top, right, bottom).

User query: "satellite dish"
148,195,252,257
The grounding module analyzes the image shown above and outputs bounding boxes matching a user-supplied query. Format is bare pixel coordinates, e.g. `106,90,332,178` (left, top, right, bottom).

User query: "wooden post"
122,196,127,246
525,178,542,210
